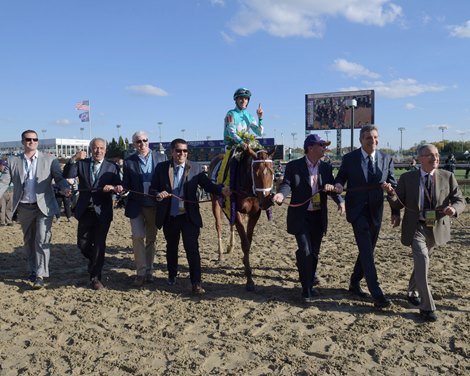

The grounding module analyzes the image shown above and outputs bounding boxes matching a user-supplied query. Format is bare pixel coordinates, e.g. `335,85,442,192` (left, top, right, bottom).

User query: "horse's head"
250,147,276,210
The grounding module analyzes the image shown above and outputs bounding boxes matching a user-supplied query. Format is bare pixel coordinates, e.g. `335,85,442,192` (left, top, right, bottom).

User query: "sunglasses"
24,138,39,142
175,149,188,154
135,139,148,144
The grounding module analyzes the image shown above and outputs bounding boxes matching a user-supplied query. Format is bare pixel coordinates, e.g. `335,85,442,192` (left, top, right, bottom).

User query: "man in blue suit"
334,125,399,308
150,138,230,295
122,131,167,287
273,134,345,303
63,138,123,290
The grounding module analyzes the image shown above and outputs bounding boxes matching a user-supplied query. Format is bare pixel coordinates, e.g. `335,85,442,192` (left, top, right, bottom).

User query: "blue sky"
1,0,469,150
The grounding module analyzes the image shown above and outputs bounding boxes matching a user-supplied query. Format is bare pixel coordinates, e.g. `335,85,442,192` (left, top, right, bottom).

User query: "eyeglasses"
175,149,188,154
24,138,39,142
135,139,148,144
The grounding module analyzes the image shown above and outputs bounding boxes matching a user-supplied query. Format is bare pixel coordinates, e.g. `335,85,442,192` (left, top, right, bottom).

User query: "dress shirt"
21,151,38,203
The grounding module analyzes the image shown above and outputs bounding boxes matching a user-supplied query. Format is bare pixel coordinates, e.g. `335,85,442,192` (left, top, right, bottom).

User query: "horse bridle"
251,150,274,196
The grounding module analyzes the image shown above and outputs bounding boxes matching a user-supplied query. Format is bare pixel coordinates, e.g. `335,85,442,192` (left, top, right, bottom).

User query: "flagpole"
89,101,92,140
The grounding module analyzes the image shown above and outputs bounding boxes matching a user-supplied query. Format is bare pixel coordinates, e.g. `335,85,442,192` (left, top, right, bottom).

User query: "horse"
208,146,276,291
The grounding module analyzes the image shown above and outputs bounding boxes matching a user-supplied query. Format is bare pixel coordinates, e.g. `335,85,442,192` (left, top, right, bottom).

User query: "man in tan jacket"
385,144,466,322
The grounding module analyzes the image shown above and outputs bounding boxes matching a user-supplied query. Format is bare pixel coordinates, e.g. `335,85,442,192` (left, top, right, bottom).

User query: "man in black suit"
149,138,230,295
334,125,399,308
273,134,344,303
122,131,167,287
64,138,123,290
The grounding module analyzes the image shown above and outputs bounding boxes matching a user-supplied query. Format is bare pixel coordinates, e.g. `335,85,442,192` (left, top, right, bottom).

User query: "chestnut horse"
208,147,276,291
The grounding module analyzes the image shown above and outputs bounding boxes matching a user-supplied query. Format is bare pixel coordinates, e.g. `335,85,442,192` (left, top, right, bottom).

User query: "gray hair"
359,124,379,139
132,131,148,143
89,137,107,149
417,143,438,156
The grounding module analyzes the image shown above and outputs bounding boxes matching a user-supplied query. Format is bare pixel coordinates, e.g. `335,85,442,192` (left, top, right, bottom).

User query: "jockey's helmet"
233,88,252,101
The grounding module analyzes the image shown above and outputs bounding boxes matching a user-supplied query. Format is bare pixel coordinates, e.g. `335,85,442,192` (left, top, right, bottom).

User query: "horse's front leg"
227,224,235,254
235,213,254,291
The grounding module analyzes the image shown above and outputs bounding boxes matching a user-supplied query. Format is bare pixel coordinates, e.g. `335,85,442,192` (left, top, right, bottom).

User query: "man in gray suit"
0,130,71,288
385,144,466,321
122,131,167,287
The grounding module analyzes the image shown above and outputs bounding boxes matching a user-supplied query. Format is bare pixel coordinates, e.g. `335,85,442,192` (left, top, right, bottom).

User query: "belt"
19,202,38,206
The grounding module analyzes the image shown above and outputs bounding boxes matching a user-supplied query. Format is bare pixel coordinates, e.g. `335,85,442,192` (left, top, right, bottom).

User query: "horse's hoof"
246,283,255,292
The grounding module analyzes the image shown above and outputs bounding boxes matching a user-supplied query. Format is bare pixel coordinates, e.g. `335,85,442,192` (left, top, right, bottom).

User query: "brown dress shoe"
192,284,205,295
91,278,105,290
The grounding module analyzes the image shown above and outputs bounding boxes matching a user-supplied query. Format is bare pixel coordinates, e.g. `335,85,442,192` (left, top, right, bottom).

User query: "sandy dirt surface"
0,200,469,375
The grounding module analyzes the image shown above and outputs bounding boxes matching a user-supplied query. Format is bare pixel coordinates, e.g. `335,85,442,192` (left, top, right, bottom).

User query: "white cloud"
210,0,225,5
404,103,416,110
449,20,470,38
55,119,71,126
228,0,402,38
220,31,235,44
342,78,447,98
126,85,169,96
333,59,380,79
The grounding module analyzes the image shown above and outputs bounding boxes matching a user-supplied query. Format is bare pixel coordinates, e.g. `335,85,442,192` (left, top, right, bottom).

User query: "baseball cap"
0,160,7,167
304,134,331,149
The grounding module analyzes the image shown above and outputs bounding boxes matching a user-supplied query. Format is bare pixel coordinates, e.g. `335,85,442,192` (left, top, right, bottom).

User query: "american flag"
75,100,90,111
79,111,90,122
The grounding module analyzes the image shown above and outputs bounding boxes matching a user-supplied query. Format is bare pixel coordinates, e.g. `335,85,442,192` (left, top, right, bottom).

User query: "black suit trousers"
350,207,383,298
163,214,201,285
77,209,111,280
294,210,323,291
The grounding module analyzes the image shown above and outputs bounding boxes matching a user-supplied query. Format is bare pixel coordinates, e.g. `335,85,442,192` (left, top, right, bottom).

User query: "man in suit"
63,138,123,290
122,131,167,287
273,134,345,303
0,130,71,288
385,144,466,321
334,125,398,308
150,138,230,295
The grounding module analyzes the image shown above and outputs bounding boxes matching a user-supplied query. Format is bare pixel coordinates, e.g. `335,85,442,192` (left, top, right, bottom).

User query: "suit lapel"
300,158,310,186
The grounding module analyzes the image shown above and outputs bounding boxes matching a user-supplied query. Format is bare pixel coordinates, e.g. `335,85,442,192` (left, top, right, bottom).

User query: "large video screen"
305,90,374,130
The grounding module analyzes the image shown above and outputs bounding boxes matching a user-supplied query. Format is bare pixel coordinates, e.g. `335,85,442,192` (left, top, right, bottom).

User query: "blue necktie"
170,165,183,216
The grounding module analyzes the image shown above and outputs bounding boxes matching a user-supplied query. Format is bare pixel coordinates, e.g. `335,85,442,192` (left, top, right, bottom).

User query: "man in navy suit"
122,131,167,287
273,134,345,303
64,138,123,290
149,138,230,295
334,125,399,308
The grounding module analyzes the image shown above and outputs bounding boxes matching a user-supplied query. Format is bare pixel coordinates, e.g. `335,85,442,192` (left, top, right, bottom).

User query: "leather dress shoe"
33,277,45,289
348,284,370,299
373,295,392,308
312,274,322,286
192,284,205,295
28,272,37,283
420,310,438,322
145,274,154,283
133,275,145,287
407,295,421,306
91,278,105,290
302,287,318,304
167,276,177,286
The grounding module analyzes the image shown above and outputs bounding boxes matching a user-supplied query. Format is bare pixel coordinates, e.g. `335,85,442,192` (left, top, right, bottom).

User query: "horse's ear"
268,145,277,158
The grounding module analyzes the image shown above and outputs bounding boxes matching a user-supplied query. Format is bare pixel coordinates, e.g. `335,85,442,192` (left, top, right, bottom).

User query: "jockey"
217,88,264,186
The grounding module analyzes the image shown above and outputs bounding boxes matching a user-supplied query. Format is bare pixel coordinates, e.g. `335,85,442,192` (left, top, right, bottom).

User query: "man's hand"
381,182,395,195
323,184,336,192
62,188,72,197
158,191,170,199
391,214,401,227
102,185,115,193
72,150,87,161
334,183,344,194
114,185,124,194
256,103,263,119
337,202,346,215
272,193,284,205
442,206,456,217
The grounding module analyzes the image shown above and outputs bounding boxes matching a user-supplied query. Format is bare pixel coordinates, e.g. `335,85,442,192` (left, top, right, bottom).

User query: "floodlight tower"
398,127,405,154
438,125,447,141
